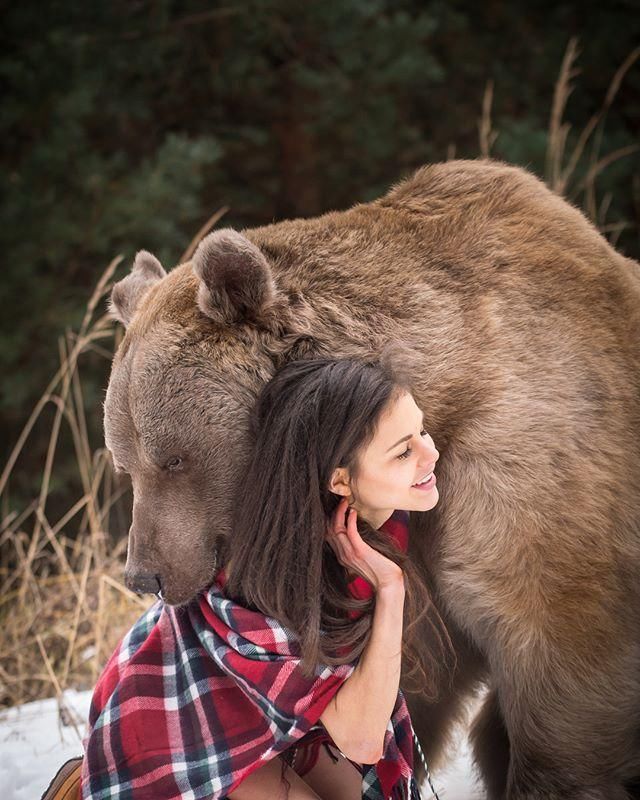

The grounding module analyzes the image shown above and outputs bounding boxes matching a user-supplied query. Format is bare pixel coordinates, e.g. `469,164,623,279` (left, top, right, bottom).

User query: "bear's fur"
104,159,640,799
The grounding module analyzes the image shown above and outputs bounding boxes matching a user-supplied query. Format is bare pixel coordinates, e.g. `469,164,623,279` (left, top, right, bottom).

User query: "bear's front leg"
474,624,640,800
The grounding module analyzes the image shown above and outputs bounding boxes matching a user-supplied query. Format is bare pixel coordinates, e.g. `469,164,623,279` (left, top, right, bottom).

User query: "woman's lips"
412,472,436,491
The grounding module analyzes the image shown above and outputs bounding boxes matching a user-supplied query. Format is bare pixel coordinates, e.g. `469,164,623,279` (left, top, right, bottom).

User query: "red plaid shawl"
81,510,420,799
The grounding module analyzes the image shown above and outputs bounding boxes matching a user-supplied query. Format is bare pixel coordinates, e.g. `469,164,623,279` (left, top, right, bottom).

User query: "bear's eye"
165,456,183,471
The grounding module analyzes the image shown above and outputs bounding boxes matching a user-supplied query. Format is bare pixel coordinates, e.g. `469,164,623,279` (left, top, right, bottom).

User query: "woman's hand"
325,497,404,592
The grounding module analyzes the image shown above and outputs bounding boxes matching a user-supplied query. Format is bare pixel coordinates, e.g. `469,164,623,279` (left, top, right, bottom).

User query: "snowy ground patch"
0,690,90,800
0,690,485,799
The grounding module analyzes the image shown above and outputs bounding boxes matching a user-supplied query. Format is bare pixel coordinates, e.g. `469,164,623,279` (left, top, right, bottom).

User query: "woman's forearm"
319,578,405,764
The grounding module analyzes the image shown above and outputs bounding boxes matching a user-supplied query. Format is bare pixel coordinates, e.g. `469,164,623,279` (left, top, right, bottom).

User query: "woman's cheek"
397,461,414,486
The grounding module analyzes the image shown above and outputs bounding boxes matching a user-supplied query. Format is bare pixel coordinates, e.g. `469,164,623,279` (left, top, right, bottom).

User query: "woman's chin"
409,486,439,509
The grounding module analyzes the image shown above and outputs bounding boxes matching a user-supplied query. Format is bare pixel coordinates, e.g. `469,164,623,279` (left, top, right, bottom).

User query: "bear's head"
104,229,325,605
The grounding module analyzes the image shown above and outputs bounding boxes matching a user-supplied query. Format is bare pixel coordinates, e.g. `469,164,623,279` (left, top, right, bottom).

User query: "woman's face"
331,391,440,529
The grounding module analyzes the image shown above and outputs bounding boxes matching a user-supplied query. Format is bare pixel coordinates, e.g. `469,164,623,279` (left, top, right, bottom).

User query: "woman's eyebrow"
386,433,412,452
386,412,425,452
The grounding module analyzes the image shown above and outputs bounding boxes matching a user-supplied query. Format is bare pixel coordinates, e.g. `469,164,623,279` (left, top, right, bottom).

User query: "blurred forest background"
1,0,639,706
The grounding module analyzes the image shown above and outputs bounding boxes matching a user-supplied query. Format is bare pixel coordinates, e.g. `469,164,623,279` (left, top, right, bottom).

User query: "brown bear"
104,159,640,800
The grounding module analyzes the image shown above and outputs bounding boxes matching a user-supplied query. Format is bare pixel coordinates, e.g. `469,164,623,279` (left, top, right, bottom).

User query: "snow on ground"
0,690,485,799
0,690,90,800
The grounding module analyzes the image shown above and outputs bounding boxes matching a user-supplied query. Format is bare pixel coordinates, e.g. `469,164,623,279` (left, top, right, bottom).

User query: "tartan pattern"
81,510,419,799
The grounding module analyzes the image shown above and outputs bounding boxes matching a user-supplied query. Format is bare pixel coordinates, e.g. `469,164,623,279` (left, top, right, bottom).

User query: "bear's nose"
124,569,162,596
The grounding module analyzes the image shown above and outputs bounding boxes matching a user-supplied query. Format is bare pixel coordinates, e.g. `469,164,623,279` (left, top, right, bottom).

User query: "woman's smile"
411,469,437,491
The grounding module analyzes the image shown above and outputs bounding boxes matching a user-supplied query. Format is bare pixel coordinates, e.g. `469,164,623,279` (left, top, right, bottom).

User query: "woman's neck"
356,506,394,531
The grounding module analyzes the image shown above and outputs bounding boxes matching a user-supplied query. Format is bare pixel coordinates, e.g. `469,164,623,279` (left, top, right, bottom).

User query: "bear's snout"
124,568,162,597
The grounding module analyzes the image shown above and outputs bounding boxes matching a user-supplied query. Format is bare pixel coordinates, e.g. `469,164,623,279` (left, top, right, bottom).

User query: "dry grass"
546,38,639,239
478,38,639,248
1,43,637,714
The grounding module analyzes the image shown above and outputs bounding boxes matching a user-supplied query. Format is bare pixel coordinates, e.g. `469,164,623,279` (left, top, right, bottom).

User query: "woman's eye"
397,429,427,460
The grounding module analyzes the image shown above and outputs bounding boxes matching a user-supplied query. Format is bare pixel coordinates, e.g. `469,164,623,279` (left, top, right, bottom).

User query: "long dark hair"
225,349,451,697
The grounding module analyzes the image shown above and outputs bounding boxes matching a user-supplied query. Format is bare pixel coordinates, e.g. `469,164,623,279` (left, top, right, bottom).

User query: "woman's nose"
420,436,439,466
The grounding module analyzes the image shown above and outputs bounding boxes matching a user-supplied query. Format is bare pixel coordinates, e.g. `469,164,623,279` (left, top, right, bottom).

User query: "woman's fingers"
344,507,364,552
347,506,358,534
334,511,363,563
329,497,350,536
326,501,367,571
325,501,347,558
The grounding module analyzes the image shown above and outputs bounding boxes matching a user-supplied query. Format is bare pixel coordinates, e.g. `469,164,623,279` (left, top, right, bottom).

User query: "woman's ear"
329,467,351,497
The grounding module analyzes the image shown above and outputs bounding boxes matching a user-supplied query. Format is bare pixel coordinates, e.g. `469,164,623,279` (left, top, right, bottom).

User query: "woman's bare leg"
301,744,362,800
227,756,322,800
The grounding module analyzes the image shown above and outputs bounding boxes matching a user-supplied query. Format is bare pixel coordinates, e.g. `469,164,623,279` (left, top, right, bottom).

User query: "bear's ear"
108,251,166,327
191,228,277,326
